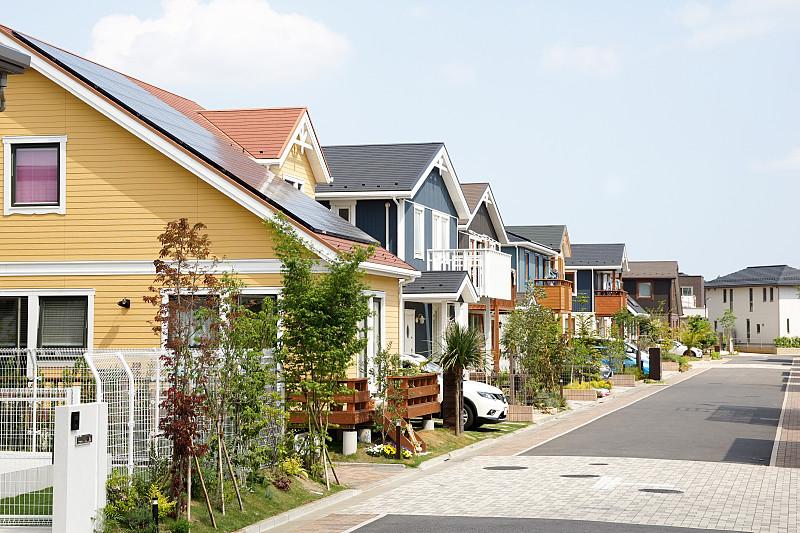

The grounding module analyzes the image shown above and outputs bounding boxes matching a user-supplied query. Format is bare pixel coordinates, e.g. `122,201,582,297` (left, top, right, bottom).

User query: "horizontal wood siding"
277,144,317,198
0,69,276,262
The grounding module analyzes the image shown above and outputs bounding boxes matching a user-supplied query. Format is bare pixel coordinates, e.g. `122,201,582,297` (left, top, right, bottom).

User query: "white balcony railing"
427,248,512,300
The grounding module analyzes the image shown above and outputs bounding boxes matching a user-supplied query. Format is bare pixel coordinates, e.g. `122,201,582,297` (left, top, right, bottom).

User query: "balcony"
427,248,512,300
594,290,627,316
532,279,573,314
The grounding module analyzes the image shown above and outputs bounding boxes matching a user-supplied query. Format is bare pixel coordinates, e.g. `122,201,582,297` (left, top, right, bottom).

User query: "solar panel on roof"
16,32,375,245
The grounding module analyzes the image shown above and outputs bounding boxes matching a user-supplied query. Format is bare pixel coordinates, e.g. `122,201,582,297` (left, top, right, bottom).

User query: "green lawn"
164,480,344,533
0,487,52,515
329,419,532,468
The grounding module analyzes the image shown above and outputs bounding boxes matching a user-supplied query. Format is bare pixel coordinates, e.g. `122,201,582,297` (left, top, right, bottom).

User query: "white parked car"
400,354,508,430
658,339,702,358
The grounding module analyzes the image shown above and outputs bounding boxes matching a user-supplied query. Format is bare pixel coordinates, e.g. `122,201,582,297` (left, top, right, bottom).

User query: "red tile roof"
198,108,307,160
317,234,417,272
127,76,243,149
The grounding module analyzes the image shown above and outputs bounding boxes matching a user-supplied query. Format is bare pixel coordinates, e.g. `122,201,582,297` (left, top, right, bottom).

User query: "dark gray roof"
566,244,625,268
402,271,469,296
626,261,679,279
705,265,800,288
506,231,554,252
318,143,444,193
627,295,648,315
505,225,566,252
14,31,375,245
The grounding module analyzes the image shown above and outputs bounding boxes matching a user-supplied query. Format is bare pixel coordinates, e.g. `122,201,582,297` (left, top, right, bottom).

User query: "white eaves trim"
459,184,509,245
0,32,338,265
279,112,331,185
360,261,419,279
566,264,624,271
409,145,470,220
315,190,412,200
508,239,558,257
0,258,417,280
0,259,326,276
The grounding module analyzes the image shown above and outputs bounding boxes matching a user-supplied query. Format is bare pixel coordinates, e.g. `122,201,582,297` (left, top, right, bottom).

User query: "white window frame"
681,286,693,296
282,174,305,191
0,289,94,348
3,135,68,216
432,212,450,250
413,206,425,259
330,201,356,224
159,286,282,347
360,292,386,391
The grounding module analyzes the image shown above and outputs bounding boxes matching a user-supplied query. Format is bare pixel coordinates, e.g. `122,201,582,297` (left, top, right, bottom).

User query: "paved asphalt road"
354,515,741,532
522,354,791,464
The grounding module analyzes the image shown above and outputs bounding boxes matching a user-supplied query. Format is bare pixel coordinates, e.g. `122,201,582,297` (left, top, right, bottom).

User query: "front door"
404,309,416,354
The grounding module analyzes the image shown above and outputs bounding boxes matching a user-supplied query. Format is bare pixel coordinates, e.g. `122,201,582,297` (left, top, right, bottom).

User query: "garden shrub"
774,336,800,348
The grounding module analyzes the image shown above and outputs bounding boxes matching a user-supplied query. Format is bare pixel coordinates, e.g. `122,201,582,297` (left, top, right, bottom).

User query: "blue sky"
6,1,800,279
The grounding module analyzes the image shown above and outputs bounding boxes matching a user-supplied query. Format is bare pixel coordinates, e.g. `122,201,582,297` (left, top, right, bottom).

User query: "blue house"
565,243,632,336
317,143,482,359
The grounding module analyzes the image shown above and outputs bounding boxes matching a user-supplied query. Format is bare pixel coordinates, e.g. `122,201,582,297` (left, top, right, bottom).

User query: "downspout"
0,73,7,112
385,201,391,250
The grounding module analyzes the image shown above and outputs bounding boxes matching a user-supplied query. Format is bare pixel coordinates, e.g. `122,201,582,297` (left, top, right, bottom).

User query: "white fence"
0,348,169,527
427,248,512,300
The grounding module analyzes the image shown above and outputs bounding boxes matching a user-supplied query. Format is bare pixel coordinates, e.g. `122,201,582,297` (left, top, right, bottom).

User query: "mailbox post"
53,402,108,533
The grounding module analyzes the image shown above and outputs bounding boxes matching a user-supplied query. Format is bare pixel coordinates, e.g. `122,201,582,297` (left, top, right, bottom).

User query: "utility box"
649,347,662,381
53,402,108,533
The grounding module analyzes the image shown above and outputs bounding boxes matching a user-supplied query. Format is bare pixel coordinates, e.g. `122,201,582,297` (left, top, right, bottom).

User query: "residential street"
268,355,799,533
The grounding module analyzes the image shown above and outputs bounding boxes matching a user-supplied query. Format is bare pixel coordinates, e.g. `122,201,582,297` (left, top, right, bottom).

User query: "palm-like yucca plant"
436,323,485,436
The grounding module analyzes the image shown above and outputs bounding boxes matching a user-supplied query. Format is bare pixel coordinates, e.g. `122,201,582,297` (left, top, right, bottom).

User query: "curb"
236,488,362,533
247,360,723,532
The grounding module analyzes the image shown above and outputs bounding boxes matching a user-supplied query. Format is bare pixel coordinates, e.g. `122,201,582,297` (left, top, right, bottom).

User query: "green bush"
774,336,800,348
170,519,191,533
564,380,611,390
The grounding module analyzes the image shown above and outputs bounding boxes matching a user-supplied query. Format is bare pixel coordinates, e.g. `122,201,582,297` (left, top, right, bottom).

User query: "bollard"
559,379,563,400
395,420,402,460
152,498,159,527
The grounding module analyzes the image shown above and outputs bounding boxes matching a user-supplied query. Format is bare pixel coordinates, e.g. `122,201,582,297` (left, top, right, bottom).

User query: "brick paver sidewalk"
773,357,800,468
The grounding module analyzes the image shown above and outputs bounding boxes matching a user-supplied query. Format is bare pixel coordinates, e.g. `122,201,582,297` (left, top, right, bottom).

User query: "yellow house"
0,27,418,378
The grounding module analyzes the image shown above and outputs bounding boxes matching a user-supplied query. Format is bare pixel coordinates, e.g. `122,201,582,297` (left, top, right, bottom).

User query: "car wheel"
683,349,693,357
463,403,476,431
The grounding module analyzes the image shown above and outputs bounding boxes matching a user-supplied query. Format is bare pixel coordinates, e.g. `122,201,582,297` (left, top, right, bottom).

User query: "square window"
38,296,88,348
4,136,67,215
638,282,652,299
14,145,59,205
681,286,693,296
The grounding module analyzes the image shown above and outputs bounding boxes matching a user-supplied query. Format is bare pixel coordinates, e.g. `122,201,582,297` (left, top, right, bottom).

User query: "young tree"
681,316,716,352
719,309,737,352
143,219,218,519
264,214,373,483
436,323,485,436
501,287,569,396
197,272,281,515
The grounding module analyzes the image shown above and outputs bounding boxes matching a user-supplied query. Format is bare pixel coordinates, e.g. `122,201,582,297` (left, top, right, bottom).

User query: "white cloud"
87,0,351,87
751,148,800,171
539,43,621,77
671,0,800,47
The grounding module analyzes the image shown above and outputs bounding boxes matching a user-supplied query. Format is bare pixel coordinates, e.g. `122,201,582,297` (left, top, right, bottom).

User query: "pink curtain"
15,147,58,204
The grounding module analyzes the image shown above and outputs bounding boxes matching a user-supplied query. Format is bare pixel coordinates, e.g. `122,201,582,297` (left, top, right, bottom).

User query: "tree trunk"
442,368,463,435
